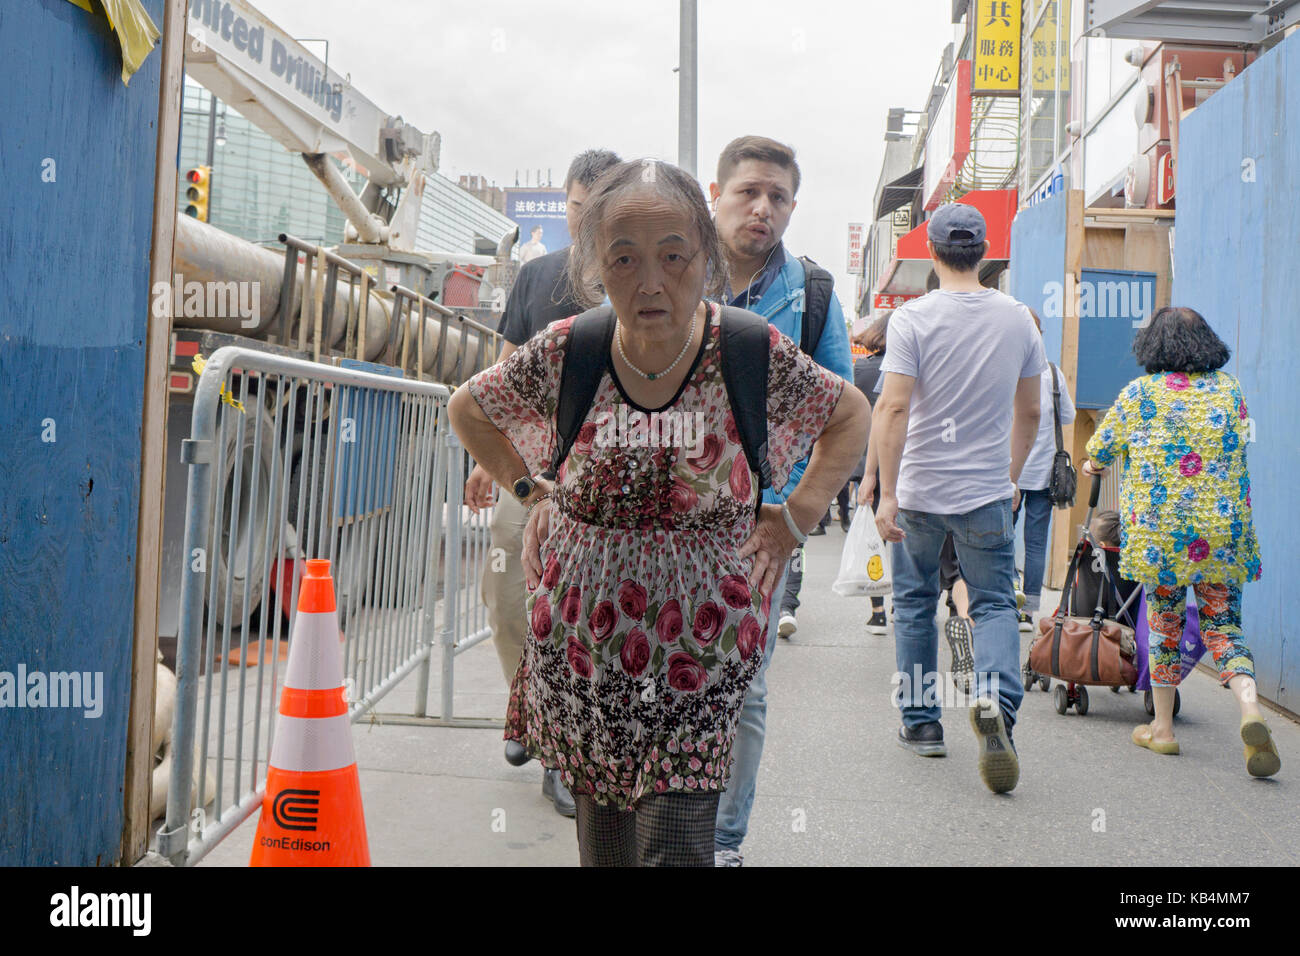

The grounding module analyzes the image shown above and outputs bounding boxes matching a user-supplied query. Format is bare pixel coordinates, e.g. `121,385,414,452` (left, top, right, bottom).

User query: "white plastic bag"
831,505,892,597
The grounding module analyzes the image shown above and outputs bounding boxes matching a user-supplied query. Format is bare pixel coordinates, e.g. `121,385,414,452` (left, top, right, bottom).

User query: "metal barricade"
157,345,500,865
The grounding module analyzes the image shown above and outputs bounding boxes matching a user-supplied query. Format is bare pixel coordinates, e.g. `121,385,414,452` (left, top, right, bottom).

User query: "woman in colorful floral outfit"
1083,306,1279,777
448,160,868,864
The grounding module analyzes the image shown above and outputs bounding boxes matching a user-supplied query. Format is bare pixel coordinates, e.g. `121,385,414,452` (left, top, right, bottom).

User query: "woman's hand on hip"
522,499,555,589
739,504,797,599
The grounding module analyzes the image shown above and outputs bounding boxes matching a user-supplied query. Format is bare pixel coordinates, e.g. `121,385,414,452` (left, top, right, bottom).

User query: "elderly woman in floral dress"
1083,306,1278,777
448,159,868,865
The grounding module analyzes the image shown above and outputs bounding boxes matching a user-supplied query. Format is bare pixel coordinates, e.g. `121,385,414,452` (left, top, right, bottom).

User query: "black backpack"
544,305,772,500
544,259,834,500
797,256,833,358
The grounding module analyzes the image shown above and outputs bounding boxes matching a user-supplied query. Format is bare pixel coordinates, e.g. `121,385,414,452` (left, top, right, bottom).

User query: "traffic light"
184,165,211,221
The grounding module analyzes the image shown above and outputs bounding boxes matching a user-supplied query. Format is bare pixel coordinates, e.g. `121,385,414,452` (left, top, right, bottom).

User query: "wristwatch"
511,474,538,503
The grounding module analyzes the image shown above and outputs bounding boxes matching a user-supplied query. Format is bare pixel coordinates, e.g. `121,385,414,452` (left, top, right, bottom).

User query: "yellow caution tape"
192,355,246,414
65,0,161,85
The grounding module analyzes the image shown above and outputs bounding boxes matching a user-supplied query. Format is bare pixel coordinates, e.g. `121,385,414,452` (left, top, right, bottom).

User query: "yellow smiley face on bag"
867,554,884,581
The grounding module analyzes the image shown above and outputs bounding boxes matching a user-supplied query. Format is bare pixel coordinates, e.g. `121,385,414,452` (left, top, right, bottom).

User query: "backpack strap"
797,256,833,357
546,304,773,505
544,305,615,480
718,305,772,494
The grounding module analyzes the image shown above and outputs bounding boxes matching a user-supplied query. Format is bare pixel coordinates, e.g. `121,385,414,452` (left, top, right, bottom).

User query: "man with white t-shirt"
872,203,1045,794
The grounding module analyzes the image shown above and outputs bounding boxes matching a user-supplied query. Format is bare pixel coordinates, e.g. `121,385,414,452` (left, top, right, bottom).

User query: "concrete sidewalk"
199,530,1298,867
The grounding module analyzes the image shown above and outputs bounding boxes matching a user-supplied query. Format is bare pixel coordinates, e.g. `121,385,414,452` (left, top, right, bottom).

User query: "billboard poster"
505,188,569,263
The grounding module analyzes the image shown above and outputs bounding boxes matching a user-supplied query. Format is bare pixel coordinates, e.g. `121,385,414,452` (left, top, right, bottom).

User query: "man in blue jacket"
708,135,854,866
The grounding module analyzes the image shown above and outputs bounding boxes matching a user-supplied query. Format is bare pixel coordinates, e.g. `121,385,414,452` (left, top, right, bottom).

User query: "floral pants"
1144,582,1254,687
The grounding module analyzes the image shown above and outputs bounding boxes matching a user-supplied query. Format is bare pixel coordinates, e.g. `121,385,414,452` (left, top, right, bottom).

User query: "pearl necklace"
616,306,700,381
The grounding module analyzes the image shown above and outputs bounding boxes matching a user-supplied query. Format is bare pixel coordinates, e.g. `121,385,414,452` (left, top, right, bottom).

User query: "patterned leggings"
1144,582,1254,687
574,791,719,867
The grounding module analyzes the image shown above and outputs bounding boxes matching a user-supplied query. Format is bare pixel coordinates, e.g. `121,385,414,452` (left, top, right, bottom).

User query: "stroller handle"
1088,471,1102,509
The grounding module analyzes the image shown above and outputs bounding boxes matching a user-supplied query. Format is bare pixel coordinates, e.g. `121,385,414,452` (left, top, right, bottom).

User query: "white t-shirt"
1020,363,1076,491
879,288,1047,514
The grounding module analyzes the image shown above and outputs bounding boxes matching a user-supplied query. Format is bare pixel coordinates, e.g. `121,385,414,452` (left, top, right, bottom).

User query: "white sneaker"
714,847,744,867
778,612,797,638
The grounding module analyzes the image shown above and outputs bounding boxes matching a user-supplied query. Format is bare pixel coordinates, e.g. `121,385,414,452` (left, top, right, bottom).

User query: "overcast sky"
251,0,958,317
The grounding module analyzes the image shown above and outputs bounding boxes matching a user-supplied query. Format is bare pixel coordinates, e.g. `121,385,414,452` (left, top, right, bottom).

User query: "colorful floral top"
1086,371,1260,587
466,304,844,808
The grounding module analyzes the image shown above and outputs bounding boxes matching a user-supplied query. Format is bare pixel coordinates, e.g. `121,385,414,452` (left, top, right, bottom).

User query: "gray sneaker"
897,721,947,757
969,698,1020,794
945,617,975,694
714,847,744,867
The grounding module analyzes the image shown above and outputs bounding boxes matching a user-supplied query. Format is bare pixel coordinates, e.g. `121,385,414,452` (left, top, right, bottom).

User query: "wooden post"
122,0,188,866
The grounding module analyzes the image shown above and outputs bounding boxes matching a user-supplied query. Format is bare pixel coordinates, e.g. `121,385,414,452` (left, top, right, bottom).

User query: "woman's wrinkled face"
598,192,706,340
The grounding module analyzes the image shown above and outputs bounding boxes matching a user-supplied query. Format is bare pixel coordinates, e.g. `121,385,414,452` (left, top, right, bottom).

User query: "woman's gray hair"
566,159,729,309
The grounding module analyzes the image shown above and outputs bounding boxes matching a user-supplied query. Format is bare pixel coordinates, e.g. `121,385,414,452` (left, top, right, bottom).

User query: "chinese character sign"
972,0,1021,96
873,292,920,310
847,222,864,273
1030,0,1071,95
505,188,569,263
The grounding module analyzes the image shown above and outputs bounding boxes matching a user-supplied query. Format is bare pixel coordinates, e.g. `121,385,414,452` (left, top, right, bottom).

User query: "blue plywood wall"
1172,31,1299,713
1008,190,1068,365
0,0,165,864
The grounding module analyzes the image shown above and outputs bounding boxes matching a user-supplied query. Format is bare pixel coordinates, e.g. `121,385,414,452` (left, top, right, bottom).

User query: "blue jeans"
1013,488,1053,612
892,498,1024,729
714,563,789,853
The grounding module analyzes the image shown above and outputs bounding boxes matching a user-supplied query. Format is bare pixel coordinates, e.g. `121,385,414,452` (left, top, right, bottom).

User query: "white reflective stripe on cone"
284,610,345,690
269,713,356,773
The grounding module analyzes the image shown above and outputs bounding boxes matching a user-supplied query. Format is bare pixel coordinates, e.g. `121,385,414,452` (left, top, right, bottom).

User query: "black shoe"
897,721,947,757
504,739,532,766
809,524,827,536
543,768,576,817
1017,611,1034,632
969,698,1020,793
840,518,852,532
866,610,888,635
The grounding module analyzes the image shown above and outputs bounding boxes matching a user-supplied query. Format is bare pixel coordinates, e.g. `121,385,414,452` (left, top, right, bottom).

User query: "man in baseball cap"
926,202,988,249
869,201,1046,794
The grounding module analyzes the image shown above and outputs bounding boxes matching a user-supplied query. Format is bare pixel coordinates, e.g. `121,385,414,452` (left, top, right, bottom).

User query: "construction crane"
159,0,517,640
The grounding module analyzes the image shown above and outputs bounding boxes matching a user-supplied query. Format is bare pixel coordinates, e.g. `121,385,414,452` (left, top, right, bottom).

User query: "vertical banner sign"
505,188,569,264
1031,0,1071,95
847,222,864,273
973,0,1021,96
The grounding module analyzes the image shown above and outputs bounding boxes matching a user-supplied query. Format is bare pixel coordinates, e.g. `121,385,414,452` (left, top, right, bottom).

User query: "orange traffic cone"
250,559,370,866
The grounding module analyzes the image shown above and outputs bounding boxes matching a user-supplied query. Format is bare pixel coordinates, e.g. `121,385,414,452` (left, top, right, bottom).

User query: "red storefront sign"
873,292,920,310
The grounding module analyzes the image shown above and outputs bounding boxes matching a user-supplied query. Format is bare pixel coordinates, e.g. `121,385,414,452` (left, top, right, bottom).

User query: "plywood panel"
0,0,166,865
1170,31,1300,712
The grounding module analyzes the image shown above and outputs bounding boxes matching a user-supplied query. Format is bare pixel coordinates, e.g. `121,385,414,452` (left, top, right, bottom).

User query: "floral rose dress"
466,303,844,808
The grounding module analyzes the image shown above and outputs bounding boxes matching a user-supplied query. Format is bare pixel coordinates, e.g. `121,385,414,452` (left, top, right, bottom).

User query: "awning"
874,167,924,221
875,188,1017,298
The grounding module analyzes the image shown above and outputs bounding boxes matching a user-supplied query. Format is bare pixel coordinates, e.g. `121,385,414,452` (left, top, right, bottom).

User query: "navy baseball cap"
926,203,986,247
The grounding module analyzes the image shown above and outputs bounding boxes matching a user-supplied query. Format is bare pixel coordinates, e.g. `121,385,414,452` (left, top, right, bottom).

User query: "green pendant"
647,372,657,381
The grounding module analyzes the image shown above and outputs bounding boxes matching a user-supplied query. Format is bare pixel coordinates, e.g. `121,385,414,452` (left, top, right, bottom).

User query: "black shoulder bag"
1047,362,1077,508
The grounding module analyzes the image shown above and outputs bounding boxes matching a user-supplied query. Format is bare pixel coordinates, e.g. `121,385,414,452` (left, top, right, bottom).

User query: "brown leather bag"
1031,615,1138,687
1029,541,1139,687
